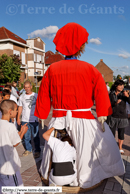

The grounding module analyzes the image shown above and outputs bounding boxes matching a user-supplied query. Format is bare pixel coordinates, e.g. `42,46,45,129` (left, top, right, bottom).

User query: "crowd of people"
0,81,41,192
0,22,129,192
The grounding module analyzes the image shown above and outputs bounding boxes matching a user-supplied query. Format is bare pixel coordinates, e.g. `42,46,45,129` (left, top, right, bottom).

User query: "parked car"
0,85,4,93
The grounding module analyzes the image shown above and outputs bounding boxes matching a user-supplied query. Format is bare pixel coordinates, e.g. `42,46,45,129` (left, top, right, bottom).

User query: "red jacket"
34,59,112,119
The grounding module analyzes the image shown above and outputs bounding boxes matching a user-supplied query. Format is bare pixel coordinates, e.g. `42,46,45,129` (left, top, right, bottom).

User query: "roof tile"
0,26,26,45
45,51,65,64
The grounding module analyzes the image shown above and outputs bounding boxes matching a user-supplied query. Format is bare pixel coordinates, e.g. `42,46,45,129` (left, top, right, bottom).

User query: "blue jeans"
21,121,41,153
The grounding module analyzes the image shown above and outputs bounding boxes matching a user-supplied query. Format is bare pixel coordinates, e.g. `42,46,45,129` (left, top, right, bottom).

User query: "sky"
0,0,130,78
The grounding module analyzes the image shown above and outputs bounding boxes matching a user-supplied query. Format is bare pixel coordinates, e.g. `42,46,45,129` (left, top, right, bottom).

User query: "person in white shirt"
43,127,77,186
17,80,41,158
106,82,110,93
4,84,17,104
19,88,26,95
4,85,18,127
0,100,28,193
12,81,19,100
6,82,19,100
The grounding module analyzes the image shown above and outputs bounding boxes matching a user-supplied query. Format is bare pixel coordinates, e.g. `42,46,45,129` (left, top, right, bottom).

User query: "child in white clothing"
0,100,28,194
4,85,18,128
43,127,77,186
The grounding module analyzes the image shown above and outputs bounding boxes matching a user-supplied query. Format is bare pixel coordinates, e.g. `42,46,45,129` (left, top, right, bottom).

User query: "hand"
98,116,107,132
39,119,44,129
21,123,28,134
116,99,122,104
123,90,129,97
11,118,14,123
17,118,21,125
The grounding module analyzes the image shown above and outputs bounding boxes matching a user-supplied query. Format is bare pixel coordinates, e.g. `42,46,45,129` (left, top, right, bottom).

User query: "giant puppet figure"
35,23,125,188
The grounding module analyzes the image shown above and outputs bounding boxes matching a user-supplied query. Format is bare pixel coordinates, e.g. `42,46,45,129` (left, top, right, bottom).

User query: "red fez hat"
53,22,89,56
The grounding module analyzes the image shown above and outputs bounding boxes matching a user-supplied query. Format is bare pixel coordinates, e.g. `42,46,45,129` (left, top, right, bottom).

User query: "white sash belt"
53,108,91,130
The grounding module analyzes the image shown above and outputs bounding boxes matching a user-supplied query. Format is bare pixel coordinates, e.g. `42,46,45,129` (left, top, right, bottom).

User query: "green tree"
113,75,116,81
123,75,130,80
0,54,22,83
116,74,122,79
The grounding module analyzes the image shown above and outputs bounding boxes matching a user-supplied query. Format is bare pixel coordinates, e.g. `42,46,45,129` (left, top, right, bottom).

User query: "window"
12,34,19,39
22,52,25,64
42,55,44,63
34,53,36,62
13,50,20,56
37,54,42,62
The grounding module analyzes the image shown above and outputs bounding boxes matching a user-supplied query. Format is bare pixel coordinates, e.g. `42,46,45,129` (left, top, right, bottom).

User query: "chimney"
55,51,59,54
100,59,103,62
28,35,30,39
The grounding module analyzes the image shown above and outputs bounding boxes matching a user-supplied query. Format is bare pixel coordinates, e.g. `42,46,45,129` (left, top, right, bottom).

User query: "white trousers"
49,170,77,186
40,117,125,188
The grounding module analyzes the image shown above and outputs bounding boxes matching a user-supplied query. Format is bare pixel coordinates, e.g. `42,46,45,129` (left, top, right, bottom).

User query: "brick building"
0,27,45,85
95,59,113,82
45,50,65,72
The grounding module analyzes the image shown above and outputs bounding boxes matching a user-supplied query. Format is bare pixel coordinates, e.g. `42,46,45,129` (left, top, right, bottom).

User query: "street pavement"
16,107,130,194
